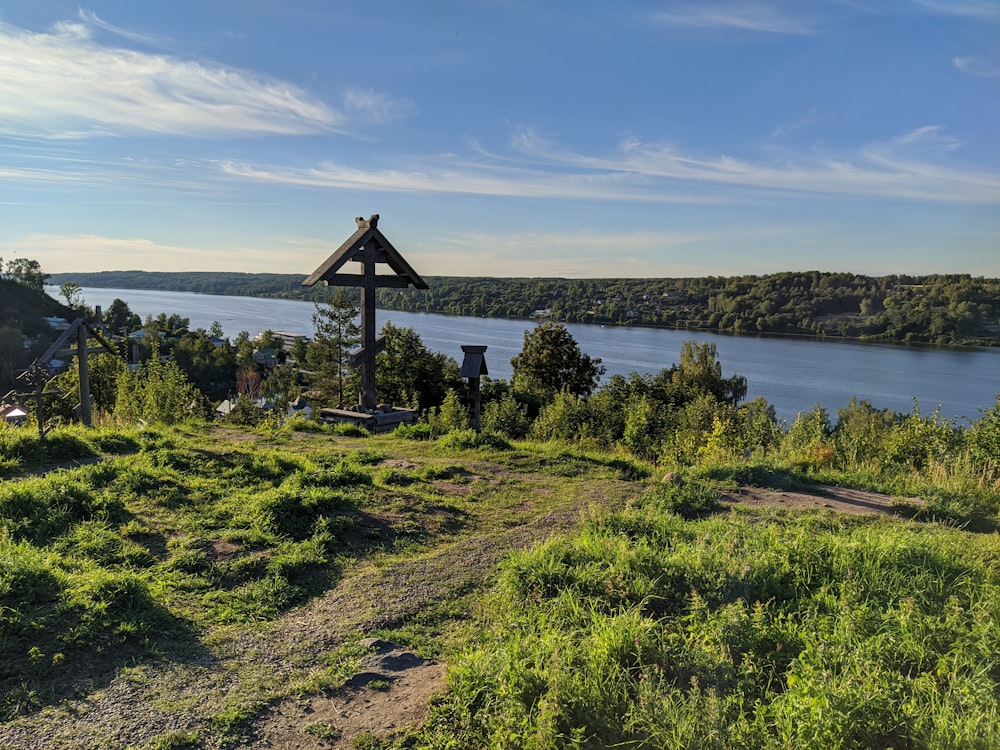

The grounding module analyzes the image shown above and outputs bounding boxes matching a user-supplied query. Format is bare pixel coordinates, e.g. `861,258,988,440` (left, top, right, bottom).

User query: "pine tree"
306,289,360,407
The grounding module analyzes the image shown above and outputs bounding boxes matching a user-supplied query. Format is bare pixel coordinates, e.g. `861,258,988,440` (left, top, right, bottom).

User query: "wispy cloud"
218,159,726,204
222,124,999,205
912,0,1000,21
649,3,816,34
413,225,811,277
770,109,819,139
513,126,999,203
0,17,343,138
76,9,166,47
0,140,229,195
343,88,415,125
954,55,1000,78
11,233,301,273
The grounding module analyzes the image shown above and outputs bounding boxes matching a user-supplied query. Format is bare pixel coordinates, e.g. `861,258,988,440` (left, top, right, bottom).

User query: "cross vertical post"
360,241,378,409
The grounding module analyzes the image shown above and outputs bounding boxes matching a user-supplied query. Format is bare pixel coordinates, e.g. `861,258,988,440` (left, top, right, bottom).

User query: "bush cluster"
423,482,1000,748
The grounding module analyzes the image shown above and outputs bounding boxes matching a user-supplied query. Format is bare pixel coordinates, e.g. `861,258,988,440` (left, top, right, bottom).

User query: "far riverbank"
49,270,1000,349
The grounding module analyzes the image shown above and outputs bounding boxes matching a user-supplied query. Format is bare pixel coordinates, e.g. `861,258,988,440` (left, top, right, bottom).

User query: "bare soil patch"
722,484,925,516
255,640,445,749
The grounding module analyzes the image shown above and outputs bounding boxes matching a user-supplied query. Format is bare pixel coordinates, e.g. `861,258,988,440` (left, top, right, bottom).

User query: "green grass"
2,419,998,748
414,479,1000,749
0,426,386,716
0,421,632,726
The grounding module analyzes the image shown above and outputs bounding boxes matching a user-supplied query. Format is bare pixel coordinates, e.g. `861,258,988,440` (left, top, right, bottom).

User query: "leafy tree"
262,363,299,413
5,258,48,294
306,290,360,407
59,282,85,310
234,331,255,369
511,322,604,402
144,312,190,340
290,337,308,365
172,330,236,398
657,341,747,407
375,322,460,412
103,298,141,334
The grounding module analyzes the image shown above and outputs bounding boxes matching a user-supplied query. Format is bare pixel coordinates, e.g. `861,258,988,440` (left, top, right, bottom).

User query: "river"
60,286,999,424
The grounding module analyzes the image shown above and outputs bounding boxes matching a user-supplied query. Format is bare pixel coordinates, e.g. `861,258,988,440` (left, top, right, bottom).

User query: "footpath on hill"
0,445,644,750
0,437,921,750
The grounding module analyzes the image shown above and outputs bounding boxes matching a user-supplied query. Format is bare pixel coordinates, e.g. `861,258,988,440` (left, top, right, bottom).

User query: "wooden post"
35,378,45,440
77,324,92,426
360,241,378,409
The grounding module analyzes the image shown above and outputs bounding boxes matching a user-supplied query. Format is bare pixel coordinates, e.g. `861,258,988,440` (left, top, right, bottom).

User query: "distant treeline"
50,270,1000,346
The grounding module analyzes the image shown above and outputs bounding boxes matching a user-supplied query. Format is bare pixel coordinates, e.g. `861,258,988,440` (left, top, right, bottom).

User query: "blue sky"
1,1,998,278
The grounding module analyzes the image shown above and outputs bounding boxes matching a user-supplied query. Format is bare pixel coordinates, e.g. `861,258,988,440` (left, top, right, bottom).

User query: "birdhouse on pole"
460,345,488,431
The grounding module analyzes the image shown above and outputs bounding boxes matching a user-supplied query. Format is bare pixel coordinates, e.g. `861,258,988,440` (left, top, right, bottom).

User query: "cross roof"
302,214,428,289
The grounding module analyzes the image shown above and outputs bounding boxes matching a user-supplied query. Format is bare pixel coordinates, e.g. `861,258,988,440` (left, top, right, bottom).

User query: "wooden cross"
17,318,120,432
302,215,427,410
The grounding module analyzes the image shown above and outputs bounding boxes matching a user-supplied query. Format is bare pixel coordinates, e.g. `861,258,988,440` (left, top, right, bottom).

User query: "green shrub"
428,389,469,433
644,480,721,519
330,422,370,437
437,429,511,451
530,390,590,443
285,415,327,433
394,422,436,440
0,476,124,544
482,392,530,439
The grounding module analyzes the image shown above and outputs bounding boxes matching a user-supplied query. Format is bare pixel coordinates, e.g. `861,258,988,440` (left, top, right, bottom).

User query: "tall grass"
420,480,1000,749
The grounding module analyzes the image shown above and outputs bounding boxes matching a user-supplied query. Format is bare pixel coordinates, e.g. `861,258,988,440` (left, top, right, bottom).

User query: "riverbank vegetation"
2,327,999,747
50,269,1000,347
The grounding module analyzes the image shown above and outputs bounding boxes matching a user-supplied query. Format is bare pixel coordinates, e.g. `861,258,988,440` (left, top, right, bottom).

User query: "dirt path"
0,475,917,750
722,484,924,516
0,479,626,750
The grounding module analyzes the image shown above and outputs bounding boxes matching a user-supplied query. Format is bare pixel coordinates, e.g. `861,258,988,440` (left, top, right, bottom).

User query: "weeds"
2,415,998,747
418,481,1000,748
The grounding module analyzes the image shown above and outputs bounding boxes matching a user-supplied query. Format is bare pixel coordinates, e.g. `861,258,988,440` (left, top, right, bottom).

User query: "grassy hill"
0,279,75,337
1,420,997,748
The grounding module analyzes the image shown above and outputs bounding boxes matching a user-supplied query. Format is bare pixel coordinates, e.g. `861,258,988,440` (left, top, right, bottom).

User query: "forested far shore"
49,270,1000,346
